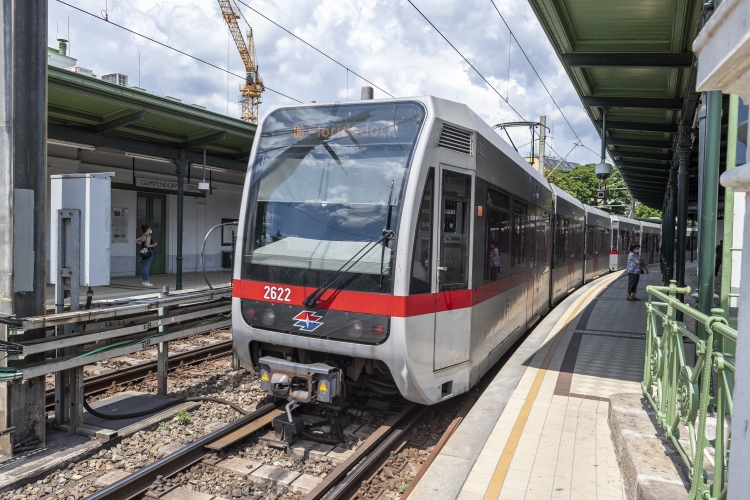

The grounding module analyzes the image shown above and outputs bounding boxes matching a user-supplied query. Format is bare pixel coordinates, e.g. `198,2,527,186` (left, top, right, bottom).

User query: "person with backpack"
136,225,158,287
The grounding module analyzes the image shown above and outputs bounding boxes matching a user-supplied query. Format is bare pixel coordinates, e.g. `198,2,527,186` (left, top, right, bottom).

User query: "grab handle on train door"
437,266,448,271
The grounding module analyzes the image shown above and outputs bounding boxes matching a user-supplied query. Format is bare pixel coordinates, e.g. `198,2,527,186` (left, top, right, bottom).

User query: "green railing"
643,281,737,500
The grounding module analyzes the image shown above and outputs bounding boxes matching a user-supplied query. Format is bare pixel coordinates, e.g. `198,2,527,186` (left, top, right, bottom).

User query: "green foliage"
398,484,409,494
176,409,191,425
544,163,662,218
158,421,170,431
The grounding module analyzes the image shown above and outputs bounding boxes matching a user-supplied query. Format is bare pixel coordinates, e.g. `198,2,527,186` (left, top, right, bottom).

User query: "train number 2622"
263,286,292,302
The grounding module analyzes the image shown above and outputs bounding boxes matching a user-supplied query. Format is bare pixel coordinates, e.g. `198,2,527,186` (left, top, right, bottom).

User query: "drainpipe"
676,131,692,319
176,150,185,290
697,90,722,343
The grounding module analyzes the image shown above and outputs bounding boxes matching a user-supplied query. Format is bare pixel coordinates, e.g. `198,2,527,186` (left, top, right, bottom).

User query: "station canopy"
528,0,711,209
48,67,256,172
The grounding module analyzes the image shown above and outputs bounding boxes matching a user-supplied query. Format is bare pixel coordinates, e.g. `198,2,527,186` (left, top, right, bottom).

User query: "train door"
434,165,473,371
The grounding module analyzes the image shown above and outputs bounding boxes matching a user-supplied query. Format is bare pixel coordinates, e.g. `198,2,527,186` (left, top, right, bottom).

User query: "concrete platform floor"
410,268,667,500
44,271,232,305
0,391,198,492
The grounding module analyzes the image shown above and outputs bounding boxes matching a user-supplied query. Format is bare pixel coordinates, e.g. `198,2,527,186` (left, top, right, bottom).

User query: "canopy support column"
176,150,185,291
676,133,692,319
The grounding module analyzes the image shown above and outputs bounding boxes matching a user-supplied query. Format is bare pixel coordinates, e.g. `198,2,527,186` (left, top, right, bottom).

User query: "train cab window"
485,205,510,281
439,170,471,290
409,169,434,294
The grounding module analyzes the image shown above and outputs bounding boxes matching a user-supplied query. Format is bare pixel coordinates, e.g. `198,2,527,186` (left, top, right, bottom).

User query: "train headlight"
371,323,385,337
346,318,364,338
260,306,276,326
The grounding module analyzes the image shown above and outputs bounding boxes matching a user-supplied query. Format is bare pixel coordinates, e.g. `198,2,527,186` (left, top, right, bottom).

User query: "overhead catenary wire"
233,0,395,99
407,0,526,122
55,0,302,103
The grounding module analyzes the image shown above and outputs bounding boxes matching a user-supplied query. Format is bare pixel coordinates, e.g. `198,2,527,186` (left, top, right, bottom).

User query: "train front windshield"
242,101,425,294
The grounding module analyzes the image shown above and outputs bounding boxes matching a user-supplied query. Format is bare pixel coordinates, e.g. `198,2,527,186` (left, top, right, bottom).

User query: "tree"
544,163,662,218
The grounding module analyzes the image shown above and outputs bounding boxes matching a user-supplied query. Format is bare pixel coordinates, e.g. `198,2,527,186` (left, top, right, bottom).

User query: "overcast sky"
49,0,603,164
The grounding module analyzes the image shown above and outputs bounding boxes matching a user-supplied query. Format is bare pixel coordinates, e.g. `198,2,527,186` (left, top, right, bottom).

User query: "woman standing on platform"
627,243,648,301
136,225,158,287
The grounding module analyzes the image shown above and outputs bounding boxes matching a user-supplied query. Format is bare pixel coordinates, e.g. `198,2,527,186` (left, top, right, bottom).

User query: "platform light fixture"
47,138,96,151
190,163,226,173
125,152,172,163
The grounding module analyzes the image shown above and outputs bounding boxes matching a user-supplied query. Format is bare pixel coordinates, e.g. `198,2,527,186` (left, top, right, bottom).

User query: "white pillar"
692,0,750,496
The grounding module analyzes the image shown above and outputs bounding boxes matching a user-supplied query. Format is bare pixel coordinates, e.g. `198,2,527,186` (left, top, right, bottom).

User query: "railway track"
44,341,233,411
82,395,474,500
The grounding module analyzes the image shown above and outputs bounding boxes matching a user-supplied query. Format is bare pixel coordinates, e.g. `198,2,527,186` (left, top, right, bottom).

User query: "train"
231,96,661,406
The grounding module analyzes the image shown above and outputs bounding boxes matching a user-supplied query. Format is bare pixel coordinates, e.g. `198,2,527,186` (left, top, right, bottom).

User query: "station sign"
135,176,201,193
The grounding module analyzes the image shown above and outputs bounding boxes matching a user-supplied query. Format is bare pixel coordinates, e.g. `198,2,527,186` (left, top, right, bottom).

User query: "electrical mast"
217,0,265,123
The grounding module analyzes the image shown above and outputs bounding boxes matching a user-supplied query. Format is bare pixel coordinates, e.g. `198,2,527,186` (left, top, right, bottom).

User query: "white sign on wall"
112,207,128,243
135,176,201,193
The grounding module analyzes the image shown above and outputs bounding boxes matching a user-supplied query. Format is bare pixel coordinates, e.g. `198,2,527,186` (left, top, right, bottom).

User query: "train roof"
610,214,640,228
550,184,584,209
583,204,611,218
640,219,662,229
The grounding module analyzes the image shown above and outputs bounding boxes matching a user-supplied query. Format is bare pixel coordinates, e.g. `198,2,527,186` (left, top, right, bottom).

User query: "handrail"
642,280,737,500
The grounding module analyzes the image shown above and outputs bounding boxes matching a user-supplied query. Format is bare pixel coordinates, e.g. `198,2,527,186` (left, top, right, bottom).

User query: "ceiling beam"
179,131,227,150
583,96,684,109
610,151,673,161
561,52,693,68
95,109,145,133
595,120,678,133
606,138,673,149
615,161,671,170
48,125,247,172
617,169,670,179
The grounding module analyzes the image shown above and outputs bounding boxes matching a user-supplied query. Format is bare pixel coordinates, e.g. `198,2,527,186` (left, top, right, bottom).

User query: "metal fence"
643,281,736,500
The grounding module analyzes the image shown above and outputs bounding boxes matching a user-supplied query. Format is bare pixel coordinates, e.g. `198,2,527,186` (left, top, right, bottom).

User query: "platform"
409,268,671,500
44,271,232,304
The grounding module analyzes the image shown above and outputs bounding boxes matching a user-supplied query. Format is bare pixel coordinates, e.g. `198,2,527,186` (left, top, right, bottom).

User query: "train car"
550,185,585,304
231,96,555,405
609,215,641,271
583,204,612,283
639,220,662,266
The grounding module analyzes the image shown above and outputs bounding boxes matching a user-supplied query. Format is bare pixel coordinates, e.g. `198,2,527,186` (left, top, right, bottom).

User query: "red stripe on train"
609,251,619,255
232,273,533,317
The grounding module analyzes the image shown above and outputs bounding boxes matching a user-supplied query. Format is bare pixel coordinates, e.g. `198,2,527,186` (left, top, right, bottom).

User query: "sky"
48,0,604,165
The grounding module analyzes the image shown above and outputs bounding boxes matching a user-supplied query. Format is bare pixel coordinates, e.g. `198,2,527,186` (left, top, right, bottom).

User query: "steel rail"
44,340,233,410
87,400,285,500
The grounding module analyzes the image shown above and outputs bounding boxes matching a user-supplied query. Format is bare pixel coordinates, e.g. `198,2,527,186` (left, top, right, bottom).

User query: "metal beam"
561,52,693,68
583,96,683,109
95,109,145,133
606,138,673,149
594,120,678,133
615,160,671,170
611,151,673,161
179,131,227,150
48,125,248,172
617,169,670,178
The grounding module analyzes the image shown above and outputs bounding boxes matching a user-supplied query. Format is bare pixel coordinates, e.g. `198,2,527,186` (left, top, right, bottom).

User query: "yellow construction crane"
218,0,265,123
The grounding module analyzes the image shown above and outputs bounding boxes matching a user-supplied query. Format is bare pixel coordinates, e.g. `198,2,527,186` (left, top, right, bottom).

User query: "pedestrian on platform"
627,243,647,301
136,224,158,287
715,240,723,276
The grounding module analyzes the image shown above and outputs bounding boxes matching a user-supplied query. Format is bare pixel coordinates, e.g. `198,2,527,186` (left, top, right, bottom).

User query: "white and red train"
231,96,661,405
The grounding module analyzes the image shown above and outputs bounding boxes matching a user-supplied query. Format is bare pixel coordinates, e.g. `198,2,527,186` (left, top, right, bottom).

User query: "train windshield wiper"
302,233,390,307
302,181,396,307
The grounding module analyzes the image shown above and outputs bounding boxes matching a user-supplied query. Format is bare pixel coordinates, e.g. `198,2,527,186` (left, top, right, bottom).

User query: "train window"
486,188,509,211
485,207,510,281
539,212,550,273
511,213,527,274
586,226,594,259
442,170,471,198
440,170,471,290
409,169,434,295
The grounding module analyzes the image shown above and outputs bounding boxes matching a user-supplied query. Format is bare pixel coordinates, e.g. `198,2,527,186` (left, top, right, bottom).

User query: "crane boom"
217,0,264,123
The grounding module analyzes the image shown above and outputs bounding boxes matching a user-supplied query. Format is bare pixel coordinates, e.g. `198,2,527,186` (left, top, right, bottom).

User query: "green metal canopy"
47,67,256,172
527,0,704,209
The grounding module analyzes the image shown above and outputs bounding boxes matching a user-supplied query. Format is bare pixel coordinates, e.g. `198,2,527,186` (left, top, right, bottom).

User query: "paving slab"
289,474,324,494
162,486,215,500
95,470,131,487
216,458,262,476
